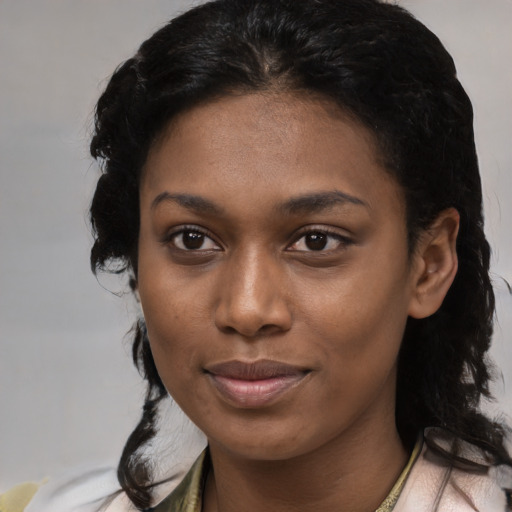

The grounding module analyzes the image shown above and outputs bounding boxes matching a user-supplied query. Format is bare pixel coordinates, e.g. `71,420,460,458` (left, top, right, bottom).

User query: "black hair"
89,0,511,508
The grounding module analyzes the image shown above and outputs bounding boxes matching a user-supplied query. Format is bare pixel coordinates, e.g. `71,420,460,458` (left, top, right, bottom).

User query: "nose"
214,249,292,338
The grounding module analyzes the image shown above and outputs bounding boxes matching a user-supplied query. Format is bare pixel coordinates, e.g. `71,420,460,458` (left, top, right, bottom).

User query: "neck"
203,410,408,512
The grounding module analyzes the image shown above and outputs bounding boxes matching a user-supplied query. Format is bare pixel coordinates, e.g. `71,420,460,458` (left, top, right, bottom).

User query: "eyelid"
160,224,352,253
162,224,222,251
287,225,354,252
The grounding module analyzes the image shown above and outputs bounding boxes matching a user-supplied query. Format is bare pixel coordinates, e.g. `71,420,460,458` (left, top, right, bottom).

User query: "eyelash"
162,225,353,254
163,226,221,252
287,227,353,253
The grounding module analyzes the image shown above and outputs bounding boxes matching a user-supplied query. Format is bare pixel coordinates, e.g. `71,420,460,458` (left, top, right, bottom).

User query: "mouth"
204,359,311,408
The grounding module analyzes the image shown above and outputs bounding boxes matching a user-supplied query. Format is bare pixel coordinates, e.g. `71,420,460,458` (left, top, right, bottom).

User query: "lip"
204,359,310,408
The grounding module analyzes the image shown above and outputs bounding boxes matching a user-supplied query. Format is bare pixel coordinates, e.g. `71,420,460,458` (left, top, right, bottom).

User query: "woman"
3,0,511,510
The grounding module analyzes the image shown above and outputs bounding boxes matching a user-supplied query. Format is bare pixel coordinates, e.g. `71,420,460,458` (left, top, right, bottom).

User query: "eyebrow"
278,191,368,215
151,192,224,215
150,190,367,217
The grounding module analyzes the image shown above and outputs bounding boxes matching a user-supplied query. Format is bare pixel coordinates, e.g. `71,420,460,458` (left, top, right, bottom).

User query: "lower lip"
208,373,308,408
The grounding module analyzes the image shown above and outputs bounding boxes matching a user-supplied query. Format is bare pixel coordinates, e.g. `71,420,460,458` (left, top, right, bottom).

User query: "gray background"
0,0,511,490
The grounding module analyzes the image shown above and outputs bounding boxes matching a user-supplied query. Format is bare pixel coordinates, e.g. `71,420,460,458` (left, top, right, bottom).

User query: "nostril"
217,321,289,339
258,324,286,336
218,325,239,335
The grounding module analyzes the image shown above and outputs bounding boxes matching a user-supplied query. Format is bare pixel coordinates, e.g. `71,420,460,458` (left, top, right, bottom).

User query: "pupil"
306,232,327,251
183,231,204,249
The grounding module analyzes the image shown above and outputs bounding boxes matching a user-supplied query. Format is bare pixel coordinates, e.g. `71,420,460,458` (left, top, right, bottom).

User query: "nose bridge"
215,245,291,336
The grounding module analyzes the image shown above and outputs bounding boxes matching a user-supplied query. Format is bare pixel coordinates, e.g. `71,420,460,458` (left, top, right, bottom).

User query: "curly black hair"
89,0,511,508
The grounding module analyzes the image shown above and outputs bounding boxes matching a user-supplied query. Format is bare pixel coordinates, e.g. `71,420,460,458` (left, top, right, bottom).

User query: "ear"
408,208,460,319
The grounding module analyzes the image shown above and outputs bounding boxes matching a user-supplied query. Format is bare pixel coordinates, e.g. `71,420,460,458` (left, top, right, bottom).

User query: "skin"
137,92,459,512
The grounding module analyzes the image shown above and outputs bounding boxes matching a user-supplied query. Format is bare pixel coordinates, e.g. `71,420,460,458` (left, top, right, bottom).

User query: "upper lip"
205,359,308,380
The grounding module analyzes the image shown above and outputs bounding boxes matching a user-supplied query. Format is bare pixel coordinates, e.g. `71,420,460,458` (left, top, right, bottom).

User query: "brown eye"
171,229,220,251
305,232,327,251
182,231,205,249
288,229,352,253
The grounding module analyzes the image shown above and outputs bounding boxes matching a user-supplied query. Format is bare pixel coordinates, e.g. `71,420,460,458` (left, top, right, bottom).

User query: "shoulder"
395,433,512,512
1,465,187,512
1,467,129,512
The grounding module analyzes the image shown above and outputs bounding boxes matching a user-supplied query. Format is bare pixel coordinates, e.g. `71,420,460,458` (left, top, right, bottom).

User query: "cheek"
299,277,408,430
138,238,210,336
137,262,205,386
140,287,222,429
298,252,411,370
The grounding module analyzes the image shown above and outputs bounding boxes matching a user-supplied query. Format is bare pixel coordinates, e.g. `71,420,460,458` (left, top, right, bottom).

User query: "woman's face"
138,93,420,461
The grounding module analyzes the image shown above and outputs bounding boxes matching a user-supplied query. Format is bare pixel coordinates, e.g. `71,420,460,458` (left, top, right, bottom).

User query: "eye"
169,228,221,251
288,230,351,252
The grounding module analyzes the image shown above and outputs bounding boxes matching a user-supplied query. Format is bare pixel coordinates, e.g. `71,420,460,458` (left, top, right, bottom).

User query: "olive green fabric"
152,451,208,512
151,440,422,512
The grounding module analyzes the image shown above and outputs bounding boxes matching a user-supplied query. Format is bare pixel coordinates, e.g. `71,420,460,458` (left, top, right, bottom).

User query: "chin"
206,422,327,462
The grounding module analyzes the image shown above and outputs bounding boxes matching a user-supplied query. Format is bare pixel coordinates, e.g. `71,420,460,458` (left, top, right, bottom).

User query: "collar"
151,438,423,512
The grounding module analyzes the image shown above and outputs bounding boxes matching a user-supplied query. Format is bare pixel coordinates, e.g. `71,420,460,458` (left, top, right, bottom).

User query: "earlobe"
408,208,460,319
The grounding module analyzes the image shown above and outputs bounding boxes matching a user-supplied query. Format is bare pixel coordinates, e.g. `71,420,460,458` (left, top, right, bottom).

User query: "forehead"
141,92,404,219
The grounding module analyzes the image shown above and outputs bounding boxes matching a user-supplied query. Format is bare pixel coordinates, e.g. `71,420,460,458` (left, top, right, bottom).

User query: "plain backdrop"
1,0,511,490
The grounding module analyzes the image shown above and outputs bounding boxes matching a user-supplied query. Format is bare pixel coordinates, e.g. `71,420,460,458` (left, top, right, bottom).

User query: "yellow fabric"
375,438,423,512
153,438,422,512
0,482,40,512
